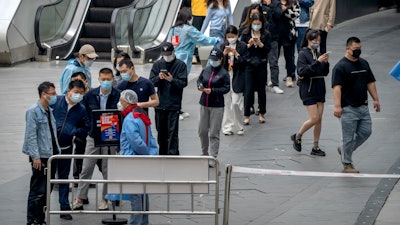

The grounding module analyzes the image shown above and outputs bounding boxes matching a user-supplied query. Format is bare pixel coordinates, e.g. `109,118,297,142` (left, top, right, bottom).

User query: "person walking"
220,25,248,136
149,42,188,155
201,0,234,41
197,48,230,165
23,81,60,225
291,29,329,156
309,0,336,54
332,36,381,173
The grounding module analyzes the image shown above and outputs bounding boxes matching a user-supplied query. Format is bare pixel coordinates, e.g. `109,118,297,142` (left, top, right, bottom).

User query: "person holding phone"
291,29,329,156
149,42,188,155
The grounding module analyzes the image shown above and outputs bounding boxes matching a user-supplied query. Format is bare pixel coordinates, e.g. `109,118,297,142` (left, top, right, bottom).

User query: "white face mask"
84,59,94,67
227,37,238,44
163,55,175,62
117,102,123,111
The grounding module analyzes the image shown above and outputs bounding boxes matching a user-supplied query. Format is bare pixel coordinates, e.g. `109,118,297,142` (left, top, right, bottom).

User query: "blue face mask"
48,95,57,105
120,73,131,81
252,24,262,31
209,60,221,67
70,93,83,104
100,81,113,91
116,65,120,71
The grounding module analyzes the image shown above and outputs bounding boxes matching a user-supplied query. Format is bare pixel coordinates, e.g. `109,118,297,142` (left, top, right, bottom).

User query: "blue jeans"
130,194,149,225
210,28,225,48
296,27,307,53
340,105,372,164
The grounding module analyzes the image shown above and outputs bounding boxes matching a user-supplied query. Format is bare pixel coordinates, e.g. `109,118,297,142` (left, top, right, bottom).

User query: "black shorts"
303,98,325,106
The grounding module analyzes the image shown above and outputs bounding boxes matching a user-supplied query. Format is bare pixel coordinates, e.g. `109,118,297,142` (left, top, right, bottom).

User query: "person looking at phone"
149,42,188,155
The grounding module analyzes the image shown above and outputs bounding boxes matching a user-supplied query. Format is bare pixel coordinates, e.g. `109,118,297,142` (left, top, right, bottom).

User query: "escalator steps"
82,23,111,38
92,0,135,8
88,7,114,23
79,39,112,53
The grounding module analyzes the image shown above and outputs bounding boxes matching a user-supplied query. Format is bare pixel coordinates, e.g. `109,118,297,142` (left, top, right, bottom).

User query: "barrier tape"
232,166,400,179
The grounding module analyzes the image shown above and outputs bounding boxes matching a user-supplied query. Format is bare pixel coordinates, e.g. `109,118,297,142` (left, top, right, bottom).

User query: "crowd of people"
22,1,382,225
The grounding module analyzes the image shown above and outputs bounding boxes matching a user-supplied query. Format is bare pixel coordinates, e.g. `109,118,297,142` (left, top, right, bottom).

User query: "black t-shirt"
332,57,376,108
117,77,156,112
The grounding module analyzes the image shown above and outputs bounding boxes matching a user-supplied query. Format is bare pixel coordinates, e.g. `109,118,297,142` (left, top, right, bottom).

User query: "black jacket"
82,87,121,137
220,40,248,93
197,65,230,108
240,30,271,66
297,47,329,102
149,57,188,110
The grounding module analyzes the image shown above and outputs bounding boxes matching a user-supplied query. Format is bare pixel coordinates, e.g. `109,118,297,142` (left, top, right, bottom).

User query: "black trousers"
155,109,180,155
319,30,328,54
244,63,267,117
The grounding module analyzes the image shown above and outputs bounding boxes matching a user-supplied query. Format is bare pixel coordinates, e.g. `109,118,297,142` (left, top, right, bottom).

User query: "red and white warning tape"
232,166,400,178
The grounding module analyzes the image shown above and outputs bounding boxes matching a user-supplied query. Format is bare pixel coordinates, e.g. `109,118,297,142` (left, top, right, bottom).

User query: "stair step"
82,23,111,38
78,38,112,53
92,0,135,8
88,7,114,23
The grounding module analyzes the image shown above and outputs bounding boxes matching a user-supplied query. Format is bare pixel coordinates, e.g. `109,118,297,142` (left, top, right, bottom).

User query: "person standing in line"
332,37,381,173
118,90,158,225
117,59,159,114
241,13,271,125
149,42,188,155
52,80,88,220
220,25,248,136
309,0,336,54
112,52,131,87
197,48,230,165
295,0,314,52
59,44,98,94
72,68,121,210
291,29,329,156
201,0,234,42
23,81,60,225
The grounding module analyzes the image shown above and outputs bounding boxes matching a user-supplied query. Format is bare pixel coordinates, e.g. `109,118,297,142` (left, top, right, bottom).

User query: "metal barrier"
45,155,220,225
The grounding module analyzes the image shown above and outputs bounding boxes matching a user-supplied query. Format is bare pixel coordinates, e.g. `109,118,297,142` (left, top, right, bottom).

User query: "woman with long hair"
291,29,329,156
201,0,234,41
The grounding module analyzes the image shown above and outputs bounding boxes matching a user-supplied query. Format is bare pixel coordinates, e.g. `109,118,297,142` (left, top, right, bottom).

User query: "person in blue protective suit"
118,89,158,225
59,44,98,94
167,7,219,76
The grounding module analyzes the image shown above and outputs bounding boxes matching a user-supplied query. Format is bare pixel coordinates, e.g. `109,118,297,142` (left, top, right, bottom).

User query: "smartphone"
225,45,231,49
326,51,332,54
160,69,168,74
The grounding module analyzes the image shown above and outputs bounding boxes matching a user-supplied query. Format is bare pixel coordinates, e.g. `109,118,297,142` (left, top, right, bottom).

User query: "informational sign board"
92,109,122,147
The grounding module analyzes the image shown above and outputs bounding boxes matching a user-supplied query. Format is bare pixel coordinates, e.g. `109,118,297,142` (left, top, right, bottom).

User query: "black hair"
346,37,361,47
113,52,131,75
300,29,320,49
240,4,266,32
173,7,192,28
38,81,55,97
68,79,86,91
243,13,265,35
118,59,134,68
99,68,114,75
71,71,86,81
226,25,238,35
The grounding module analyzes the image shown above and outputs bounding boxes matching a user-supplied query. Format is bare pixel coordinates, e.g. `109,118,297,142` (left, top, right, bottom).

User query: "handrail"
128,0,159,55
34,0,63,53
110,0,141,53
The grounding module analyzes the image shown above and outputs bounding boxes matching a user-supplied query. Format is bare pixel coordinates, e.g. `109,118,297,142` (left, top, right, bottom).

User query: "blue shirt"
201,4,233,32
22,101,60,159
99,90,110,110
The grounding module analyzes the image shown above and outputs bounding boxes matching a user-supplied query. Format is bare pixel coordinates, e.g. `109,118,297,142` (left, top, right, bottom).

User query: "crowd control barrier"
45,155,220,225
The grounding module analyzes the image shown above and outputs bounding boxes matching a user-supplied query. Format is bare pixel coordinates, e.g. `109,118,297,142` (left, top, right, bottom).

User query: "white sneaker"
286,77,294,87
223,131,234,136
267,81,273,87
179,115,184,121
237,129,244,135
271,86,284,94
72,200,83,210
98,199,109,210
181,112,190,118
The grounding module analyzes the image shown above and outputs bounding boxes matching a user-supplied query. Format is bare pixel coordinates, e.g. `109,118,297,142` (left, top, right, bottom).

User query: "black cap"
161,42,174,56
209,48,223,60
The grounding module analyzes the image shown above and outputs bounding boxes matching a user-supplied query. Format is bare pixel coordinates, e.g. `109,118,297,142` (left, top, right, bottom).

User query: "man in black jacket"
149,42,188,155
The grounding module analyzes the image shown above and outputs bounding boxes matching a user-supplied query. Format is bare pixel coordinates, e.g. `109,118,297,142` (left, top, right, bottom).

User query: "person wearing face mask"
72,68,121,211
149,42,187,155
240,13,271,125
220,25,248,136
291,29,329,157
197,48,230,166
60,44,98,94
23,81,60,225
112,52,131,87
51,80,88,220
332,37,380,173
117,59,159,114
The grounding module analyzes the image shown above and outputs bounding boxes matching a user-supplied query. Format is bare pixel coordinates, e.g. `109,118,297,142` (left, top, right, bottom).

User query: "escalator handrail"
34,0,64,51
128,0,159,54
110,0,142,53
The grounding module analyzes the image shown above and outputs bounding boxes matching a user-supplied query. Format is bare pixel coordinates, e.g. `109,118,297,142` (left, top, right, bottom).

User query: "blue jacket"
59,58,91,94
201,3,234,32
120,112,158,156
299,0,314,23
22,101,60,159
52,96,88,147
83,87,121,138
168,24,218,75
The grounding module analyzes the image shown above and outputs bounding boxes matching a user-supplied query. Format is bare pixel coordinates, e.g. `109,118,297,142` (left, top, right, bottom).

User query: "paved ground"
0,9,399,225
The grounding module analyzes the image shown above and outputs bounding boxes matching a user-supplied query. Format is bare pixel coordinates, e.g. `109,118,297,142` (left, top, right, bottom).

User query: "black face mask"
352,49,361,59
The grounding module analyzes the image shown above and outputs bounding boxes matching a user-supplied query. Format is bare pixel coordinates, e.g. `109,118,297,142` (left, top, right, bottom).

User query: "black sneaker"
310,147,326,156
60,214,73,220
291,134,302,152
82,198,89,204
